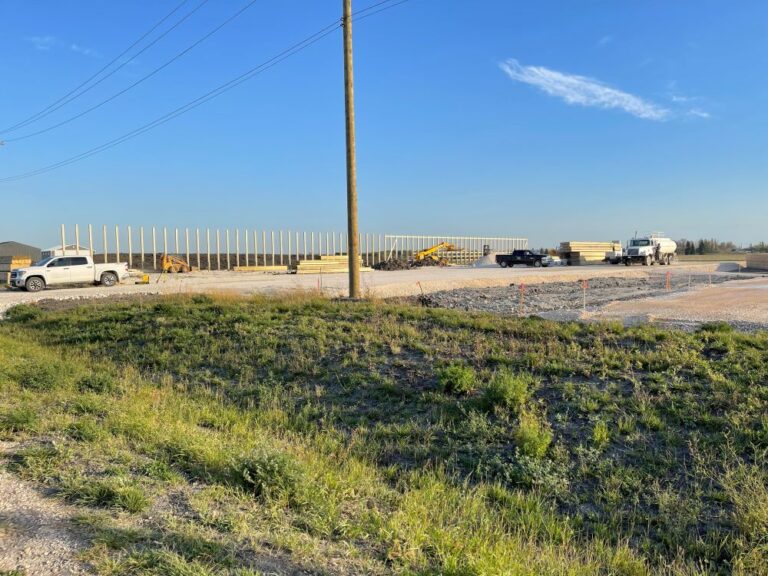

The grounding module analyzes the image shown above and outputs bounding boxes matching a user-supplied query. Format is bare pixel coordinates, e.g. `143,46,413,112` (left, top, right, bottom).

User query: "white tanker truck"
619,235,677,266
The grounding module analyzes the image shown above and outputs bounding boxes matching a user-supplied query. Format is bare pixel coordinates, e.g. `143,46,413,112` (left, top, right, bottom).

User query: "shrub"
233,447,301,501
16,361,65,391
514,412,552,459
77,372,119,394
0,406,38,434
66,418,103,442
482,370,535,412
438,363,477,395
5,304,42,322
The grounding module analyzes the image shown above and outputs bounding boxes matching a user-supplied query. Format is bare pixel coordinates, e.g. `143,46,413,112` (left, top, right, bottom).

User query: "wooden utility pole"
343,0,361,298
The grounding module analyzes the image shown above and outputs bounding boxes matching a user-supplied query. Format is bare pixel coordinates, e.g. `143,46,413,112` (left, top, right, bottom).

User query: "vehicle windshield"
32,257,54,266
630,239,651,247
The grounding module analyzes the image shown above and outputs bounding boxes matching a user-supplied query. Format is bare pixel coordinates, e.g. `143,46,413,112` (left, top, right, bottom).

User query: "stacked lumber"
233,265,289,273
294,255,373,275
746,253,768,271
558,242,621,266
0,256,32,287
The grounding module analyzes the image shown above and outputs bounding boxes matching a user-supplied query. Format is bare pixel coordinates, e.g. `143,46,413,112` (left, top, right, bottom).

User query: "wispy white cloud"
70,43,99,57
499,58,670,121
26,35,56,50
597,35,613,47
687,108,711,119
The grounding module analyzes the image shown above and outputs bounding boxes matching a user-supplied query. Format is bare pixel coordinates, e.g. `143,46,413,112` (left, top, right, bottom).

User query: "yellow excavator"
411,242,458,267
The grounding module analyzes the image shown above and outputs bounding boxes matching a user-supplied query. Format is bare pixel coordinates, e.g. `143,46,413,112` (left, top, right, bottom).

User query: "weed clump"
438,363,477,395
61,475,149,513
481,370,535,412
514,412,552,459
592,420,610,450
77,372,119,394
0,406,38,435
66,417,103,442
16,361,66,391
233,447,301,501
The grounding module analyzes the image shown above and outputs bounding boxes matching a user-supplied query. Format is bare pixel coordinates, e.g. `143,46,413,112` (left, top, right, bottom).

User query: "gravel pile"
419,274,750,316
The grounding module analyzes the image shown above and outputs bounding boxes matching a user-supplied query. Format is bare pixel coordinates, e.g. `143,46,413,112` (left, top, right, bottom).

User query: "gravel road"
419,273,768,330
0,262,742,318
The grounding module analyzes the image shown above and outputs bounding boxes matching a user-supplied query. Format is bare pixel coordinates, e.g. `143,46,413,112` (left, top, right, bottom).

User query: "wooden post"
140,227,145,270
206,229,211,271
236,229,240,268
75,224,80,255
343,0,360,297
88,224,94,259
103,225,108,264
115,225,120,262
127,226,133,268
185,228,190,268
152,227,157,270
196,229,201,270
245,229,249,267
226,230,231,270
216,230,221,270
60,224,66,255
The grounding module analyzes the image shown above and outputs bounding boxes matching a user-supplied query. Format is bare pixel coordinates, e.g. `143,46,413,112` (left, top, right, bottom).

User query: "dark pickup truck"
496,250,552,268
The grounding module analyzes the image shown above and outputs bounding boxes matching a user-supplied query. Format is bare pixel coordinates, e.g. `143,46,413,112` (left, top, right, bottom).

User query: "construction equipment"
160,254,191,273
412,242,458,266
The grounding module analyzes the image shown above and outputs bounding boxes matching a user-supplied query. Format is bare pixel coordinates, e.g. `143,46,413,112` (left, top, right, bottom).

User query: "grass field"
1,294,766,575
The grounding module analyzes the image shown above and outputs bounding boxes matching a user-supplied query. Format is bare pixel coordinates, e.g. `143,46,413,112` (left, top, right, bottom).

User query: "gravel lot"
2,263,763,330
420,273,768,330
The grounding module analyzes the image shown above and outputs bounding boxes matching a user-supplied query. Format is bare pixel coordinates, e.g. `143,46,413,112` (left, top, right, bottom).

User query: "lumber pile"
294,255,373,275
558,242,621,266
232,265,289,273
1,256,32,286
746,253,768,271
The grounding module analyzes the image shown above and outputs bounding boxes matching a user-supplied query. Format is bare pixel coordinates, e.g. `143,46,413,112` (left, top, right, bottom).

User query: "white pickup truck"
9,254,130,292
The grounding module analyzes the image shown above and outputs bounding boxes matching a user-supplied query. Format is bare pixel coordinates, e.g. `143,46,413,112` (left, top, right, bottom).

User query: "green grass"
0,294,766,574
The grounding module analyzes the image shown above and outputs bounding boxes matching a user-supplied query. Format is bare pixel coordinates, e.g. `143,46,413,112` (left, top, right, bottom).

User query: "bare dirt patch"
0,442,93,575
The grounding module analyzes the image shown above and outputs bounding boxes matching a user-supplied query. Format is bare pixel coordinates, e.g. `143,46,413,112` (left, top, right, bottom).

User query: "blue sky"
1,0,766,249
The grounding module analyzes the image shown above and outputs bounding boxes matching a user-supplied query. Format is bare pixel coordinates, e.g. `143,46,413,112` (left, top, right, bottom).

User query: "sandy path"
0,443,92,575
588,276,768,326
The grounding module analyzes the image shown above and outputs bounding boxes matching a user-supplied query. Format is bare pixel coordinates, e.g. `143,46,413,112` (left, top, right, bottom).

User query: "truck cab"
9,255,129,292
622,236,677,266
496,250,551,268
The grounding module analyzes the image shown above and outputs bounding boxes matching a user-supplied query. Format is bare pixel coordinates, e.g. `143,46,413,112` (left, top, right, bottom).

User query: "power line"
356,0,411,22
0,23,341,183
0,0,413,183
5,0,261,143
0,0,211,136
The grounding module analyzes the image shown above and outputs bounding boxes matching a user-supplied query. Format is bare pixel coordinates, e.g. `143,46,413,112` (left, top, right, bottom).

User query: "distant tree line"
676,239,768,254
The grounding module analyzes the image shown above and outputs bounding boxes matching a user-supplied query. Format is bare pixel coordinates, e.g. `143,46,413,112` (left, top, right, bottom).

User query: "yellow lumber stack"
746,253,768,271
294,255,372,275
233,265,289,272
0,256,32,287
558,242,621,266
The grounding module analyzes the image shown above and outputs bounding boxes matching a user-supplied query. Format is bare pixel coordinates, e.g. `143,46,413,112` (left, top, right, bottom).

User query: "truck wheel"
25,276,45,292
533,260,542,268
624,261,631,266
644,256,651,266
499,261,508,268
100,272,118,287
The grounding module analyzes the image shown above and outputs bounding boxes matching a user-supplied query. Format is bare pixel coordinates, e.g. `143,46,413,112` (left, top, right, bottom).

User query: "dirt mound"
471,252,498,268
373,259,410,271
